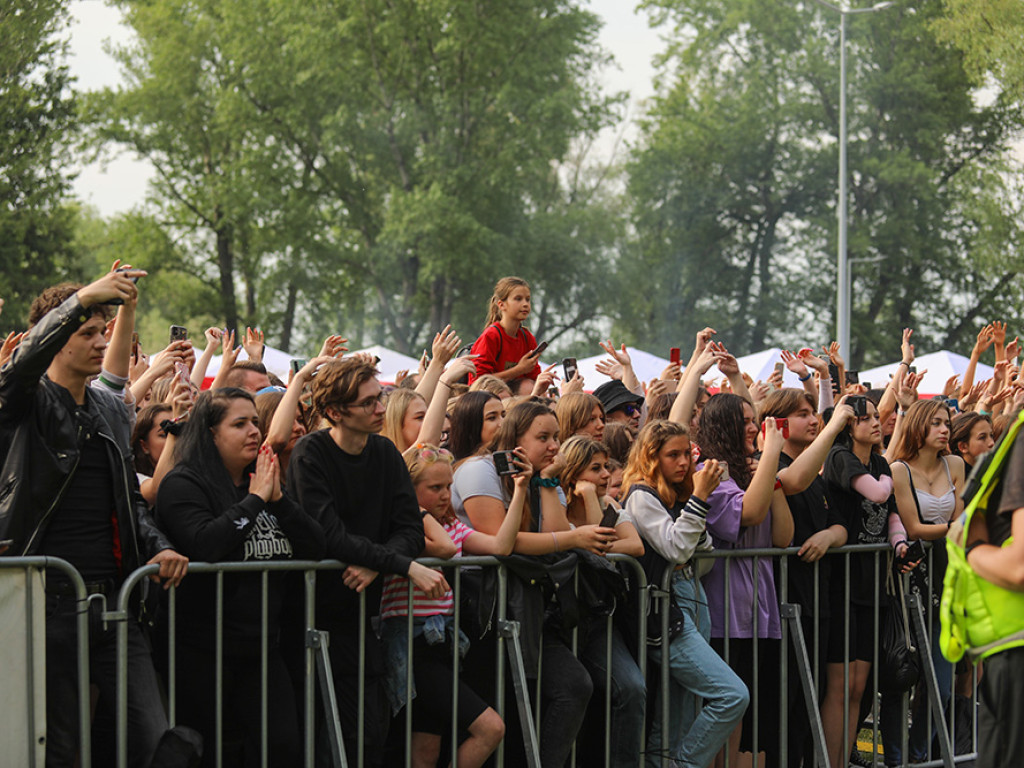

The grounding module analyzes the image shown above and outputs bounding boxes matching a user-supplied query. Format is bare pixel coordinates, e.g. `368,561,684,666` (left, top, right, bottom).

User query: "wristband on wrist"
798,371,812,382
532,476,560,488
160,417,186,437
550,532,559,552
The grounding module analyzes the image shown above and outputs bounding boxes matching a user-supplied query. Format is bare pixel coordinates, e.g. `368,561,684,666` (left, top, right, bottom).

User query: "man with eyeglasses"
286,356,448,767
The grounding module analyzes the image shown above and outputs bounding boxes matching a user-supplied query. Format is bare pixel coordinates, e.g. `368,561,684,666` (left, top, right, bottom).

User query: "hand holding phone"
493,450,521,475
169,325,188,344
562,357,578,382
532,341,549,358
670,347,681,365
762,417,789,439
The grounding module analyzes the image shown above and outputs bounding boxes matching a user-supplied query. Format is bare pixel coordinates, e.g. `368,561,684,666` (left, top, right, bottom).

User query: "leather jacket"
0,293,172,570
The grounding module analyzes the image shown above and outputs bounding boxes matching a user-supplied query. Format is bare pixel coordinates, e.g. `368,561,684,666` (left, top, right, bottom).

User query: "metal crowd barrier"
650,543,978,768
102,554,649,768
6,542,978,768
0,557,92,768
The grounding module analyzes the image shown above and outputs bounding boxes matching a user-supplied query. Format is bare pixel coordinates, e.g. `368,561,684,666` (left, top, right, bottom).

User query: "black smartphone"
493,450,520,476
848,395,868,418
290,358,308,376
562,357,578,382
169,325,188,344
908,365,917,374
828,362,841,395
103,266,141,305
532,341,549,357
904,540,926,562
847,370,860,385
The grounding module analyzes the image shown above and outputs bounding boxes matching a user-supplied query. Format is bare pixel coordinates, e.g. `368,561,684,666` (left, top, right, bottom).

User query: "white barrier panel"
0,568,46,766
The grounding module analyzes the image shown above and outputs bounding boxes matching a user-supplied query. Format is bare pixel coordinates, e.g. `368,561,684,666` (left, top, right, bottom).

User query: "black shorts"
410,637,489,736
826,603,881,663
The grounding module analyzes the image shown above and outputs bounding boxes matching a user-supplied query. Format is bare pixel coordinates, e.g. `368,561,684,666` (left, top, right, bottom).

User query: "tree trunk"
280,281,299,353
215,217,237,333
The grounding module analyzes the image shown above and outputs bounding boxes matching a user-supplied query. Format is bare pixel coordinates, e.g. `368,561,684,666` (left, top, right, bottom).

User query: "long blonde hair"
483,276,531,328
888,399,952,464
620,420,693,508
383,388,425,453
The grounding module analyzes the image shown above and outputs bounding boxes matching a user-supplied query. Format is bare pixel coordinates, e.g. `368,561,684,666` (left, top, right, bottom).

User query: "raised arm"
265,356,333,452
190,327,223,388
599,340,642,396
417,357,476,446
416,325,461,404
742,417,784,526
778,397,854,494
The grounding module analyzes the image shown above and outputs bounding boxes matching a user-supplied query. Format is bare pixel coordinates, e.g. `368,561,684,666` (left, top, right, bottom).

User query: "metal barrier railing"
650,543,977,768
0,557,92,768
104,554,649,768
6,542,978,768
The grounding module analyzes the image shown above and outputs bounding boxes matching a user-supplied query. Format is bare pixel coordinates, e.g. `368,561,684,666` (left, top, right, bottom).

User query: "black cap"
593,380,644,414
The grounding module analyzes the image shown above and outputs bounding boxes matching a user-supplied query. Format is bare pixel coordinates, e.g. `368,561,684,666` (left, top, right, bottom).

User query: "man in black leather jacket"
0,268,188,767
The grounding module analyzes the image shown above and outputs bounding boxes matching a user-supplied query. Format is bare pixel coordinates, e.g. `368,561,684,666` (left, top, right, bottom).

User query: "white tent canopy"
733,348,808,388
575,348,672,389
858,351,995,396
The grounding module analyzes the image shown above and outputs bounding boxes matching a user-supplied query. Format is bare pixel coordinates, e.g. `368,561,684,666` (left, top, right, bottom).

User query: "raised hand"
77,266,146,308
599,340,633,368
692,459,724,500
823,341,845,370
318,334,349,359
431,325,462,366
0,331,24,367
974,324,995,356
203,327,223,351
695,327,717,354
243,327,265,363
991,321,1007,347
530,363,560,396
942,375,961,399
900,328,915,365
781,349,809,377
594,358,623,381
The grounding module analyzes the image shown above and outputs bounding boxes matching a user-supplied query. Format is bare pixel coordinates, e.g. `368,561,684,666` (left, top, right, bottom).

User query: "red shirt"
468,323,541,383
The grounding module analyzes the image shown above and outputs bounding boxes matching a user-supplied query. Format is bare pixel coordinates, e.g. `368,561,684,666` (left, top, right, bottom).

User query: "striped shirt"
380,517,473,619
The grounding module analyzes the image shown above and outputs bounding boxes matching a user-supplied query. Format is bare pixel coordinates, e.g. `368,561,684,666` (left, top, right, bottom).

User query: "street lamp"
811,0,894,359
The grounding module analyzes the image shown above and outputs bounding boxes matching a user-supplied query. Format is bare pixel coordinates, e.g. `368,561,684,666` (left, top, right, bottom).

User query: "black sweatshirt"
156,464,325,648
285,430,425,626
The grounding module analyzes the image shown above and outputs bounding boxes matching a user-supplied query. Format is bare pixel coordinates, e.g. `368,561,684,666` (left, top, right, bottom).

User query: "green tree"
621,0,1021,366
0,0,81,326
934,0,1024,101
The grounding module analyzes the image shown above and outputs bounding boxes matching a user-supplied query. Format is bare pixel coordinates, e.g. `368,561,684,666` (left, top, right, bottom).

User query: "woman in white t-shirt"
451,400,616,767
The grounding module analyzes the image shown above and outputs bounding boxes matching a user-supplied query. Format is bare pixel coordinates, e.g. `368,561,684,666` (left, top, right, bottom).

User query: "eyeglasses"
411,443,453,464
619,404,641,417
348,392,387,412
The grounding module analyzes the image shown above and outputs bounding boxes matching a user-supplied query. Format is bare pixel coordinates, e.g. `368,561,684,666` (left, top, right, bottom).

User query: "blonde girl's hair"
555,392,604,442
383,388,425,453
620,420,693,508
470,374,513,399
888,399,952,464
483,276,531,328
403,442,456,521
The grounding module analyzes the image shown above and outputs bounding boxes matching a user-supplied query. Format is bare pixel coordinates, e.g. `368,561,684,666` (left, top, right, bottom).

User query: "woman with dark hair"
696,393,792,767
821,396,899,768
132,375,193,506
452,400,615,767
950,411,995,471
156,387,324,768
448,390,505,462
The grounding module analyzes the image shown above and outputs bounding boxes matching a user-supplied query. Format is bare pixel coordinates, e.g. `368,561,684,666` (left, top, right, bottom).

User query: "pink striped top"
380,517,474,619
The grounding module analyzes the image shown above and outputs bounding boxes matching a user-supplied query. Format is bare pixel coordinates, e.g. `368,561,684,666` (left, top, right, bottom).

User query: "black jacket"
0,293,172,571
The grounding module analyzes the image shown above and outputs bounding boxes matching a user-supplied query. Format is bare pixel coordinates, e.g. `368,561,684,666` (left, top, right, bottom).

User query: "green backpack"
940,409,1024,663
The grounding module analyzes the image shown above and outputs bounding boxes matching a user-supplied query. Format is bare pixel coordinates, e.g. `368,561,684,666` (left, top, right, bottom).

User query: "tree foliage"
620,0,1022,366
0,0,82,326
86,0,624,354
934,0,1024,102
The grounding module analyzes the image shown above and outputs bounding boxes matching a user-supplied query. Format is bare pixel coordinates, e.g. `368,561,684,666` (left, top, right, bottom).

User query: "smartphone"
762,418,790,439
719,463,730,483
773,361,785,379
562,357,578,382
131,332,140,360
848,395,868,418
103,266,141,305
828,362,841,395
904,540,926,563
908,365,917,374
532,341,549,358
847,370,860,385
493,450,520,476
290,358,309,376
863,381,872,391
670,347,681,365
169,325,188,344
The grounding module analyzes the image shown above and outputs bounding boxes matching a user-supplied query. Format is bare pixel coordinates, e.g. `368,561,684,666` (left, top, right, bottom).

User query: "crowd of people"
1,267,1023,768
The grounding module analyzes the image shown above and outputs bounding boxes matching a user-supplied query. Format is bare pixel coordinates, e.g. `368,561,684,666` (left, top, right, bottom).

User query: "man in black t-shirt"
0,271,188,767
760,389,853,766
286,357,446,767
962,423,1024,768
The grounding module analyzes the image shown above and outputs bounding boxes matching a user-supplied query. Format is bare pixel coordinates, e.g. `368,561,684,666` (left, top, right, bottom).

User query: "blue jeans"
579,621,647,768
45,590,167,768
647,572,749,768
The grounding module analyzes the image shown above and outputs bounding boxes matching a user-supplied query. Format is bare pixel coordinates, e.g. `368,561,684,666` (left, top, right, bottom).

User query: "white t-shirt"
451,455,565,529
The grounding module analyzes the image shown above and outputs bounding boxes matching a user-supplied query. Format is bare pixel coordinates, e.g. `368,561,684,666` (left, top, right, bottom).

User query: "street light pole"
812,0,893,359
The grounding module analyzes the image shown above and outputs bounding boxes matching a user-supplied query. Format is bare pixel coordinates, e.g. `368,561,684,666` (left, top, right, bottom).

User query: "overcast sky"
67,0,664,216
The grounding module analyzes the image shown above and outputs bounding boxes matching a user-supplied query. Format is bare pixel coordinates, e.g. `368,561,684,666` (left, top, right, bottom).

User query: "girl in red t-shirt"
468,276,543,384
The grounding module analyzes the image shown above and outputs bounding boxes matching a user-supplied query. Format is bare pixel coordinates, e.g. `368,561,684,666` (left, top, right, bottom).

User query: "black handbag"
878,562,920,693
